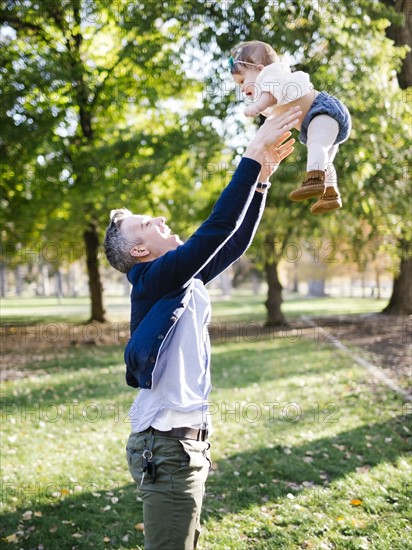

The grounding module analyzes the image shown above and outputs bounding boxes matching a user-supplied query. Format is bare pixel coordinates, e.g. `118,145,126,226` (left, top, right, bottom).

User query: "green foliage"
0,0,224,266
193,0,411,270
1,0,410,287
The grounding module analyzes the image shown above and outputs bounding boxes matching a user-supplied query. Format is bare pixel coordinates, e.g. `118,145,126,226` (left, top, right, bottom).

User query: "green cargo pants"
126,431,211,550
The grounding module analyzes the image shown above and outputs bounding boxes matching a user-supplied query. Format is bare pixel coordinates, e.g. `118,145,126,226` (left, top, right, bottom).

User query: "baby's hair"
230,41,279,74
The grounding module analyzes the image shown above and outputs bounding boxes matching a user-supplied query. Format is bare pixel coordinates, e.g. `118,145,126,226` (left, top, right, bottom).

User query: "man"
104,107,300,550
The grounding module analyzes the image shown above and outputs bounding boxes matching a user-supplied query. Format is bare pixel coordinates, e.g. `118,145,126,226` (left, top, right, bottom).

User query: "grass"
1,291,389,323
210,292,389,322
1,296,410,549
0,296,128,324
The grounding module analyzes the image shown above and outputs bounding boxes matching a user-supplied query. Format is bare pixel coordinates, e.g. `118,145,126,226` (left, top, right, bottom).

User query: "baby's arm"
245,91,276,117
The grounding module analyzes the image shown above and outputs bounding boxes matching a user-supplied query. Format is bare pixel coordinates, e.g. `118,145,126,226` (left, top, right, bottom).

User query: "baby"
230,40,351,214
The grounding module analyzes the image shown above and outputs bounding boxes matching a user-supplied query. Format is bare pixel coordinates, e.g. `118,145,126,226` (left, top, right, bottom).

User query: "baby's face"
233,68,260,99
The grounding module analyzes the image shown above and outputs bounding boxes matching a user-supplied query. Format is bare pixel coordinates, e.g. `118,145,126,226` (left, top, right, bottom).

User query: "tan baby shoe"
310,187,342,215
289,170,325,201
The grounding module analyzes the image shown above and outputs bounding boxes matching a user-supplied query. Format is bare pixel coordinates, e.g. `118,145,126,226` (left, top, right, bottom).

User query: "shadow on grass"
210,338,348,389
205,413,411,519
0,480,144,550
3,339,341,411
1,346,129,407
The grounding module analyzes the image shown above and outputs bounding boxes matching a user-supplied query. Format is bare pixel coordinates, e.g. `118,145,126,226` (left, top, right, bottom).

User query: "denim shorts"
299,91,351,145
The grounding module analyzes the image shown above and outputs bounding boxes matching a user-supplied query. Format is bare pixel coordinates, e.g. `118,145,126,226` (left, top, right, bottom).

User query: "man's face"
233,67,261,99
121,214,183,260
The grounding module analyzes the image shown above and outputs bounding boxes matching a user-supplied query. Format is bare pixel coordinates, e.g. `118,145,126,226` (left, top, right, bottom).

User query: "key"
140,450,153,486
147,460,157,484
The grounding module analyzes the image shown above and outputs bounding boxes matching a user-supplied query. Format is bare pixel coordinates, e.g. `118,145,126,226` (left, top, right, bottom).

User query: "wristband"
256,181,272,190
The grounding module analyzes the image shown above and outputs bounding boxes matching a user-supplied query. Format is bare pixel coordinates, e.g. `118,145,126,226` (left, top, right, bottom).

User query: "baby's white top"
255,62,312,115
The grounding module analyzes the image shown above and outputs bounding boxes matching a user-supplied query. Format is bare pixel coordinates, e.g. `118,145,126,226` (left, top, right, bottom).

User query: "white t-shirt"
129,278,212,433
255,62,312,116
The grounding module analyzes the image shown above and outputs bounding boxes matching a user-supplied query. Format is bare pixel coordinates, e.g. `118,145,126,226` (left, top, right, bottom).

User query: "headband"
228,56,259,70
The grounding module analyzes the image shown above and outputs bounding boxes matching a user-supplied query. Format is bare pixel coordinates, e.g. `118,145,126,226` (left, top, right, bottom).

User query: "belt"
142,426,208,441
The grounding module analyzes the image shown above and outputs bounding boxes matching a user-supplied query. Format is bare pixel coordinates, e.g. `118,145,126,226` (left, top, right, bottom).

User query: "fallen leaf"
72,532,83,538
355,466,370,474
134,523,145,532
351,499,362,506
102,505,111,512
103,536,110,542
302,481,315,488
22,510,33,521
34,511,42,518
49,526,58,533
3,534,18,543
122,534,129,542
303,456,314,463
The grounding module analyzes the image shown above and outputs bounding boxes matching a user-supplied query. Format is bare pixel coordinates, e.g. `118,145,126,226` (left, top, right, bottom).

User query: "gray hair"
104,208,141,273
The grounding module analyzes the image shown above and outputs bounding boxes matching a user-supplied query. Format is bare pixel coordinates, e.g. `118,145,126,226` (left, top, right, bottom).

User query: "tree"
3,0,410,323
380,0,412,314
193,0,411,323
1,0,223,320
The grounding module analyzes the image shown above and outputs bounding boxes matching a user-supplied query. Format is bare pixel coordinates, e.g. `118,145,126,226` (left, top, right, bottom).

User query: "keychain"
140,436,157,485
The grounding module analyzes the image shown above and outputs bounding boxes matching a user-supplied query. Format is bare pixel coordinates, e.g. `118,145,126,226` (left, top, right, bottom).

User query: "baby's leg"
306,115,339,174
310,141,342,215
324,144,339,190
244,91,275,117
289,114,341,208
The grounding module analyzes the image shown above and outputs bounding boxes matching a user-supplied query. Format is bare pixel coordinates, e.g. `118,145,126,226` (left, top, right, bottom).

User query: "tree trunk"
308,279,327,297
38,263,50,296
291,269,299,293
382,245,412,314
381,0,412,313
381,0,412,89
264,261,286,326
55,268,64,301
376,270,382,300
84,222,107,322
15,265,23,296
0,263,7,297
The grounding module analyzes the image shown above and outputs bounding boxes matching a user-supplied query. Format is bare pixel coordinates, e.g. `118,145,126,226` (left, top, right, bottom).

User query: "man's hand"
244,106,301,164
259,132,295,182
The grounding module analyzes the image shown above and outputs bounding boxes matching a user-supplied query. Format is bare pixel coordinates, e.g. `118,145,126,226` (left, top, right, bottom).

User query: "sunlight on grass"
1,292,389,324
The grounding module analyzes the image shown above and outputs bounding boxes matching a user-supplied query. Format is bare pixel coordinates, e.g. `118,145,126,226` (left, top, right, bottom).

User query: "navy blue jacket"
124,157,264,389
